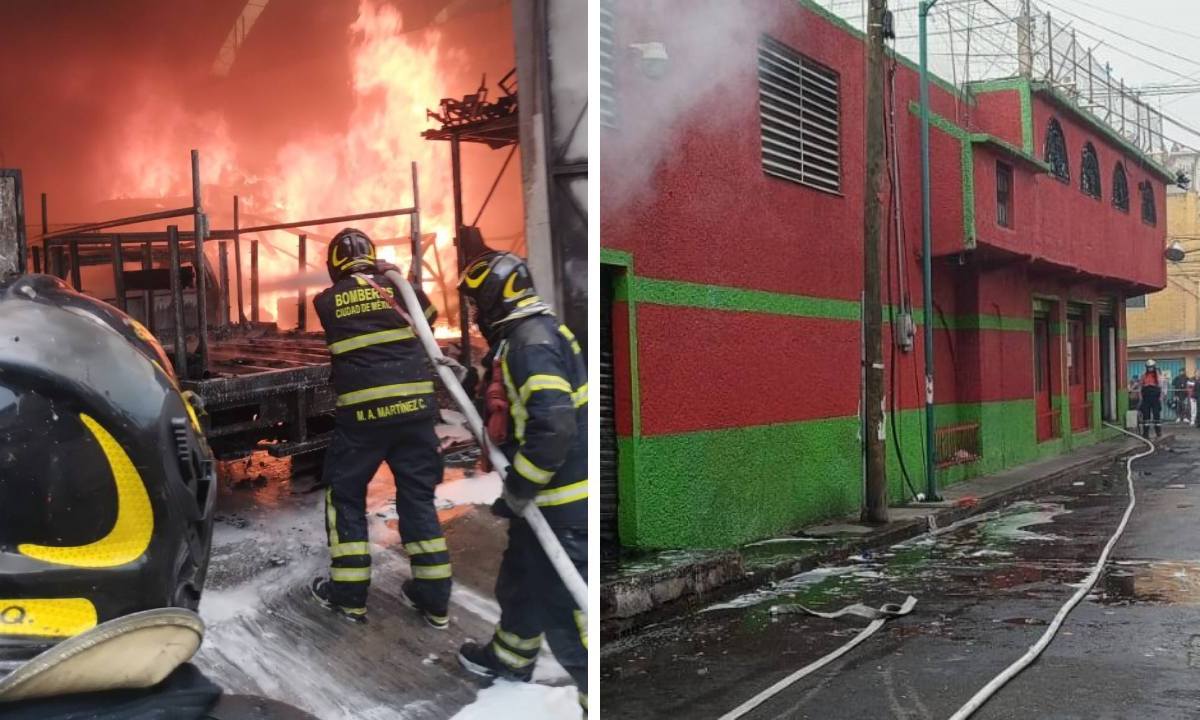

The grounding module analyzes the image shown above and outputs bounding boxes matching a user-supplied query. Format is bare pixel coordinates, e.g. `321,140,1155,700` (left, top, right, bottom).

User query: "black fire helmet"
456,252,549,342
326,227,377,283
0,275,216,669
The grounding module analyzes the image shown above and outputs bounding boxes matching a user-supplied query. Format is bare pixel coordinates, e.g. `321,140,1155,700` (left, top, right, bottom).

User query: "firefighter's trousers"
489,519,588,700
322,419,450,616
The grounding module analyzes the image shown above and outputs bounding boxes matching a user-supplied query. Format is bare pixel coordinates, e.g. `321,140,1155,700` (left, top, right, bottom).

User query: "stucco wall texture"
601,1,1165,549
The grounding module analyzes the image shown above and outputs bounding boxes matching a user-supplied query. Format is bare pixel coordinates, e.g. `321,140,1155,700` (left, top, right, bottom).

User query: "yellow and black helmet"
326,227,376,283
457,252,549,341
0,275,215,669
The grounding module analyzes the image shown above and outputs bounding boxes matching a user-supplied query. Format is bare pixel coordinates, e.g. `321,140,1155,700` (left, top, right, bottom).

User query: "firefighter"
1140,359,1163,439
453,252,589,711
308,228,451,629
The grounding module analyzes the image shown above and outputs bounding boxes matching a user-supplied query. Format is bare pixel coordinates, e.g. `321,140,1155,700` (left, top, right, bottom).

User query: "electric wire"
884,43,922,502
947,424,1156,719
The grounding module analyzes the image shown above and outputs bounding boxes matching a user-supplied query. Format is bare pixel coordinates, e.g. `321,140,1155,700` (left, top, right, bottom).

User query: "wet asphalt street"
601,430,1200,719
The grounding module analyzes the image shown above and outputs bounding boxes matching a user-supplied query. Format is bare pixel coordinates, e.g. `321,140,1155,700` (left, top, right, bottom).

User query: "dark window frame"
1113,162,1130,213
1140,180,1157,226
1044,118,1070,183
1080,142,1101,199
996,160,1014,228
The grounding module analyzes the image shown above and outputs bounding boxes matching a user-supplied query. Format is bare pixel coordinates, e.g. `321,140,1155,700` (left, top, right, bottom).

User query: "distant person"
1189,373,1198,428
1140,360,1163,439
1174,370,1189,423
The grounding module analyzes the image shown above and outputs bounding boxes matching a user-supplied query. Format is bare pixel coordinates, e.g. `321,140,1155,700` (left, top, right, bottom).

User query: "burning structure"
0,0,586,463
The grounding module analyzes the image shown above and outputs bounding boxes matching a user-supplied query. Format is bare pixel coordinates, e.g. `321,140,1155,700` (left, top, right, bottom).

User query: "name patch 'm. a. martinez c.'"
0,598,98,638
334,286,396,319
356,397,428,422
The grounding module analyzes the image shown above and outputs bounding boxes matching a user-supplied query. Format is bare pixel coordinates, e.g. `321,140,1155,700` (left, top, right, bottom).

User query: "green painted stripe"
600,247,632,267
885,306,1033,332
618,395,1116,549
632,276,861,321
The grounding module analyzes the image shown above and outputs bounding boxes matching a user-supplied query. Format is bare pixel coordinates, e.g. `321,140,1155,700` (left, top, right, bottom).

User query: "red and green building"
599,0,1171,552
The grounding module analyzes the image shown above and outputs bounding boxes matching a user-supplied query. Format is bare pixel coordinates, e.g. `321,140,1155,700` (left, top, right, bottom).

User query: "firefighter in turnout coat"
308,228,452,629
454,252,589,711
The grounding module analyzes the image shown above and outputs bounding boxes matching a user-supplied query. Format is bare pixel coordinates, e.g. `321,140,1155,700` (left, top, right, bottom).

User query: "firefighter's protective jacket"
496,314,587,528
314,272,438,426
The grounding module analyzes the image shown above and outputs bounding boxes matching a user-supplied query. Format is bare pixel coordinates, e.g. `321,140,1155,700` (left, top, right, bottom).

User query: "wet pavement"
193,440,579,720
601,430,1200,719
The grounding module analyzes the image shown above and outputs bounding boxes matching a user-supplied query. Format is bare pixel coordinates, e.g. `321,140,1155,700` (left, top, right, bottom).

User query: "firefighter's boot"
457,641,534,682
310,577,368,625
400,579,449,630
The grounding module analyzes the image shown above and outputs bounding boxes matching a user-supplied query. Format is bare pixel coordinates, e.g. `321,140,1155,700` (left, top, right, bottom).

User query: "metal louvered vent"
600,0,617,128
758,35,841,195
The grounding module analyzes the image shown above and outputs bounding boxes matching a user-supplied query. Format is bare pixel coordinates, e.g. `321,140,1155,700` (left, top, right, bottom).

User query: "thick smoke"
604,0,785,212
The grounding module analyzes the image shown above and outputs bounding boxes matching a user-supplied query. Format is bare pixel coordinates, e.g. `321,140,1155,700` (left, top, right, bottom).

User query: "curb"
600,433,1168,642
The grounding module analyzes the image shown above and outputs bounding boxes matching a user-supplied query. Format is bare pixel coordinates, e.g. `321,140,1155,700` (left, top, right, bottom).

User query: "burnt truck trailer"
20,154,454,465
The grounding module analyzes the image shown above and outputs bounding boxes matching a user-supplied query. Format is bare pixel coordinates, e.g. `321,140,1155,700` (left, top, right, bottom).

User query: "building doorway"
1099,314,1116,422
1034,314,1059,441
1067,311,1090,432
600,265,620,563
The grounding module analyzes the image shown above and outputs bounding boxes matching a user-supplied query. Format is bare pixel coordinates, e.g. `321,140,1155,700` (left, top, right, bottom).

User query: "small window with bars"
600,0,617,128
1113,163,1130,212
1081,142,1101,199
1140,180,1157,225
758,35,841,195
996,161,1014,228
1044,118,1069,183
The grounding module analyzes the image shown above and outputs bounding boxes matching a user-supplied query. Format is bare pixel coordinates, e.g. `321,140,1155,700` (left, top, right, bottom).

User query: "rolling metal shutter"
601,267,619,561
600,0,617,128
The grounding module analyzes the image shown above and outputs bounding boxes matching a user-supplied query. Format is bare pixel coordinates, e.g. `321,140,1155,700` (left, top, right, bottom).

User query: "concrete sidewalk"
601,431,1169,639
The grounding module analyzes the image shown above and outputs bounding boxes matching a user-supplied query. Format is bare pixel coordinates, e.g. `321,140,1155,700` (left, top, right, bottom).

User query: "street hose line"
946,423,1155,719
718,597,918,720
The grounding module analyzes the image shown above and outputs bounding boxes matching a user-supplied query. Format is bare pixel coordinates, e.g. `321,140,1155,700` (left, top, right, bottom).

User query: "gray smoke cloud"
603,0,786,212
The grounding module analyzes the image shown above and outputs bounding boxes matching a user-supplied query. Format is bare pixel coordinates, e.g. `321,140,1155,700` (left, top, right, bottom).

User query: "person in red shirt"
1140,360,1163,439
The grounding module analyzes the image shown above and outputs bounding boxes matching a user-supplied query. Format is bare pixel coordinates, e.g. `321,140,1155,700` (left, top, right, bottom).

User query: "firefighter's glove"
490,472,533,518
500,486,533,517
436,355,469,383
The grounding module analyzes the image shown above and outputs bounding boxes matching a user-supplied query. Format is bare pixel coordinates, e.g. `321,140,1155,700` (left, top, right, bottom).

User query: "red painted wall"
637,305,860,436
600,0,965,302
603,0,1158,438
972,95,1167,290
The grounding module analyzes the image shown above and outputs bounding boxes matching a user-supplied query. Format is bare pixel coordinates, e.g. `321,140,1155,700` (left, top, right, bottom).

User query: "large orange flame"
105,0,467,332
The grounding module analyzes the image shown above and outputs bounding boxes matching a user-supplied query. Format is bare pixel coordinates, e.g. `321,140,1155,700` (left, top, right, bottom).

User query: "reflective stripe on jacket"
314,272,439,425
496,314,587,528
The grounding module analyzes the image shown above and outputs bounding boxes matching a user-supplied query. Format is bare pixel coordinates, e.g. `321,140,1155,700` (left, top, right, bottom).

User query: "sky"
823,0,1200,152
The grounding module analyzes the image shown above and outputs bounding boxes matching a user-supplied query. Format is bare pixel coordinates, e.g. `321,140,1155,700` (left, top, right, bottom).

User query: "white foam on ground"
703,566,862,611
449,680,582,720
436,471,503,508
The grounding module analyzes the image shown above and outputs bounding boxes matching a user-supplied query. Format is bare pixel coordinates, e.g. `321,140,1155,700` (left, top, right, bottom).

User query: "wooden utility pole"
863,0,889,523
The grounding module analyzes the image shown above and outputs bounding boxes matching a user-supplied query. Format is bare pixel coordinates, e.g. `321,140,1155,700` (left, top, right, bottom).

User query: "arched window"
1044,118,1069,182
1080,143,1101,199
1140,181,1157,225
1113,163,1130,212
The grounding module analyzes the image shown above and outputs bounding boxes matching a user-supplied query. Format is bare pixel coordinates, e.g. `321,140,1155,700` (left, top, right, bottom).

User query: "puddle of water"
978,501,1070,542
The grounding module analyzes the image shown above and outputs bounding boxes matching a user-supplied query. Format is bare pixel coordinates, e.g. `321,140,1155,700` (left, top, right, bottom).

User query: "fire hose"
357,270,589,615
945,423,1154,719
718,596,918,720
